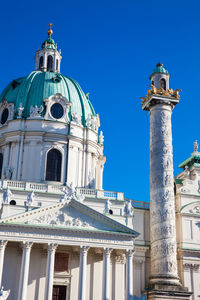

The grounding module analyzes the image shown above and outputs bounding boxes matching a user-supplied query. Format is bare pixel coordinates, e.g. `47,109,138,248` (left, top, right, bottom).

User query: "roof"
178,153,200,169
150,62,169,79
0,198,139,238
0,71,95,125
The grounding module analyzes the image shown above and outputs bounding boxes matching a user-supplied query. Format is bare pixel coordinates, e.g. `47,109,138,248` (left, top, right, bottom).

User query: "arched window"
39,56,43,70
47,55,53,71
45,149,62,181
160,78,166,90
56,59,58,71
0,153,3,179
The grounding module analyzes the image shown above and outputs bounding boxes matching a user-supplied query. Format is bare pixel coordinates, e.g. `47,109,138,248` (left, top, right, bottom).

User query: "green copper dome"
42,37,56,49
150,62,169,79
0,71,95,125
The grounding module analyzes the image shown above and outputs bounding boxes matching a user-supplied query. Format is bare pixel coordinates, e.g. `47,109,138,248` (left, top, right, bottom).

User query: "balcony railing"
0,180,150,207
0,180,124,201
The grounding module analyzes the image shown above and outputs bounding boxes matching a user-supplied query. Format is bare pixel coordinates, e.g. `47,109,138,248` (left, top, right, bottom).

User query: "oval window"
1,108,9,124
50,103,64,119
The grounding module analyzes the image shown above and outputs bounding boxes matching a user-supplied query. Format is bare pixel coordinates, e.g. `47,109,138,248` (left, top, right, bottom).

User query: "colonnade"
0,240,135,300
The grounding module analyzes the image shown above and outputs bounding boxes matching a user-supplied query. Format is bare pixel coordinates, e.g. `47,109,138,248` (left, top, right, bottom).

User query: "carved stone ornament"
140,84,181,105
124,200,134,217
26,191,36,206
0,99,15,125
99,131,104,145
149,104,179,284
184,263,200,271
44,93,71,123
86,114,99,132
26,210,91,228
0,286,10,300
71,112,82,126
59,183,85,203
2,188,12,204
104,199,111,214
29,105,44,119
17,103,24,119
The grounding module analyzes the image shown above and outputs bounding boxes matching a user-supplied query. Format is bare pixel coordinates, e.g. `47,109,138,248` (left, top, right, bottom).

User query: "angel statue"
0,286,10,300
3,188,13,204
104,199,111,214
124,200,134,217
60,183,85,202
26,191,35,206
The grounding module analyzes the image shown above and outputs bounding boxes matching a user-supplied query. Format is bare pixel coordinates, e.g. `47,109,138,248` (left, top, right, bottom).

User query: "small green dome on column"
150,62,169,79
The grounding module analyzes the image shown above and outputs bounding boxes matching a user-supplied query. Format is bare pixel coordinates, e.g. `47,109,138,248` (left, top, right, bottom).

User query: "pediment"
181,201,200,215
0,199,139,237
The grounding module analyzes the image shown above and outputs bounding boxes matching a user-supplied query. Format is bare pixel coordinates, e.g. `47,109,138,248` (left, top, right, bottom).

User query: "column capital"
47,243,58,252
0,240,8,249
103,248,113,256
80,246,90,255
21,241,33,250
126,248,135,257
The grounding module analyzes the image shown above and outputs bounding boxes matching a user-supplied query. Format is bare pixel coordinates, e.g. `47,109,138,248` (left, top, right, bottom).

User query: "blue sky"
1,0,200,201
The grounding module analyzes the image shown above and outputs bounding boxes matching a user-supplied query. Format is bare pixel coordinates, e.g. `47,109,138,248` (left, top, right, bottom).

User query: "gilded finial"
47,23,53,37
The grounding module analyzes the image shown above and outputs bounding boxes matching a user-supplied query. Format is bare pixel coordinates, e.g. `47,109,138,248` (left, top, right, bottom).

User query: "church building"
0,25,199,300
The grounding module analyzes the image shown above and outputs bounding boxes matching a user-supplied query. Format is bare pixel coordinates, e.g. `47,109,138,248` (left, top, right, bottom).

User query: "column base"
147,284,192,300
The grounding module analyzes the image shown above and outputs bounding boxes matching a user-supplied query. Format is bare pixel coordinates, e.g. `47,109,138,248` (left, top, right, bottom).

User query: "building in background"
0,26,198,300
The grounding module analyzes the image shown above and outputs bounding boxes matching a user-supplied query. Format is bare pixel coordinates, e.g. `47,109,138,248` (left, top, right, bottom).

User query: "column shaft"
0,240,7,287
18,241,33,300
44,243,58,300
79,246,89,300
150,104,179,285
103,248,112,300
126,249,134,300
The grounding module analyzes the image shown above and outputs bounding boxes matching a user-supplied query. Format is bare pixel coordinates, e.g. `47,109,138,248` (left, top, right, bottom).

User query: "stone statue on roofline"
0,286,10,300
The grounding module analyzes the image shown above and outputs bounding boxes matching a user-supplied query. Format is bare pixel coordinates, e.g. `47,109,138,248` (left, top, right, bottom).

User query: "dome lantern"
150,62,170,90
35,23,62,73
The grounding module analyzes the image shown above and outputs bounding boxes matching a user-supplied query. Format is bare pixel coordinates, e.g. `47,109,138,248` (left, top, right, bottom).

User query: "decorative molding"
44,93,71,123
184,263,200,271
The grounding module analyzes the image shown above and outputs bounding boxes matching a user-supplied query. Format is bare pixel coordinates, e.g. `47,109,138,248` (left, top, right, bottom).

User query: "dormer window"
47,55,53,71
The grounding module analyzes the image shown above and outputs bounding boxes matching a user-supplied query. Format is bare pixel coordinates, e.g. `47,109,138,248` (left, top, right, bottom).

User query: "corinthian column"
18,241,33,300
78,246,90,300
0,240,7,287
126,249,134,300
45,243,58,300
103,248,112,300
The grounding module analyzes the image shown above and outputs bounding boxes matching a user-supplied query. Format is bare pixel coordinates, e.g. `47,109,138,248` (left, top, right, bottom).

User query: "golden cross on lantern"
47,23,53,37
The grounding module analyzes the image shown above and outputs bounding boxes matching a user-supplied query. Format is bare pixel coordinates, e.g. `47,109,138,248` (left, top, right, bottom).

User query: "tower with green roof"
35,23,62,73
150,62,170,90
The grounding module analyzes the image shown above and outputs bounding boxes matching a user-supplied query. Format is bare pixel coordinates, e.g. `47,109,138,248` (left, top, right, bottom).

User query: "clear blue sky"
1,0,200,201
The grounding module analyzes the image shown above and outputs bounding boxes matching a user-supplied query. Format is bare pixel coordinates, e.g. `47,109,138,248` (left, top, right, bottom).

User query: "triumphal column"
141,63,191,300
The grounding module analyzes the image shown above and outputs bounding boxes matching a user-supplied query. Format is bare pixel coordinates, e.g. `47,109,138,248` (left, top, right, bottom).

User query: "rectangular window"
54,253,69,272
53,285,66,300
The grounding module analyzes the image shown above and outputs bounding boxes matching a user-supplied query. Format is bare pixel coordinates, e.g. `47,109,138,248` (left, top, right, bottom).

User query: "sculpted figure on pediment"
27,210,90,228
